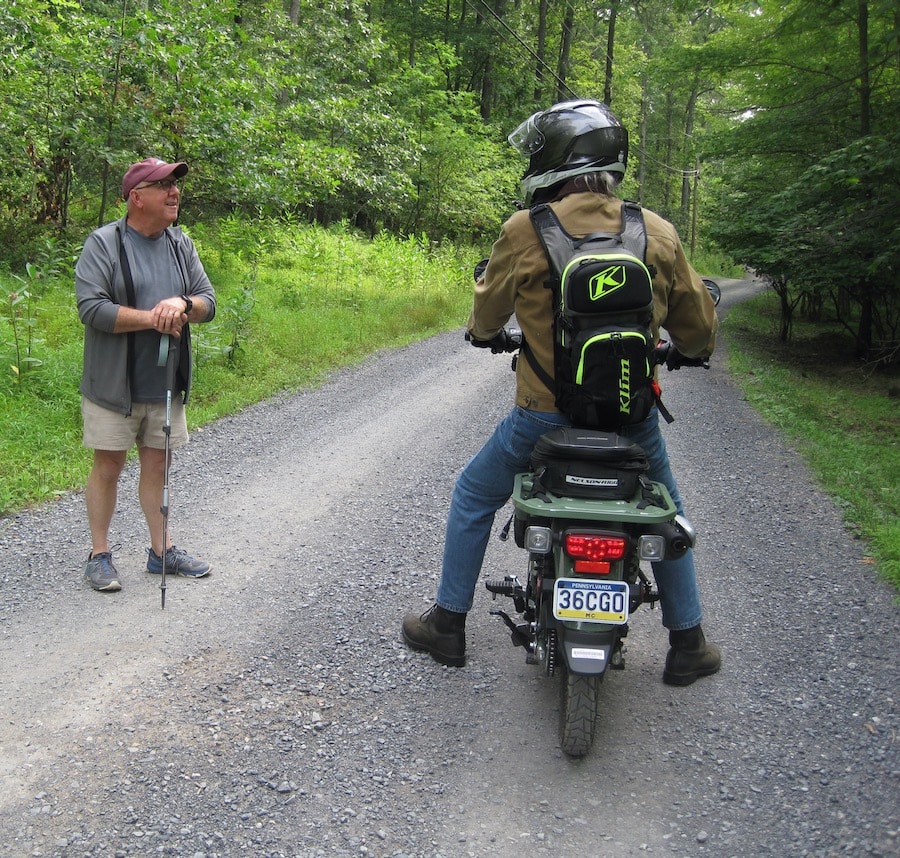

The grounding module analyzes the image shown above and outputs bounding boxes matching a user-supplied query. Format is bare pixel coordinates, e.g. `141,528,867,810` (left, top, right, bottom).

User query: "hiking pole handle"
159,334,178,389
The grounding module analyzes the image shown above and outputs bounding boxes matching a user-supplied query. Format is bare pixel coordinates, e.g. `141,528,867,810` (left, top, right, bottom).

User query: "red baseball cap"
122,158,188,198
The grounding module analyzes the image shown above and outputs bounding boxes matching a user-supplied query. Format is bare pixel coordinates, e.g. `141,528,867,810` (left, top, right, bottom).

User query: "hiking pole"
158,333,178,610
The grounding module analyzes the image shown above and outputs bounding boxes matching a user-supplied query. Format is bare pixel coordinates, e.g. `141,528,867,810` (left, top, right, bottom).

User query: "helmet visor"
508,112,545,156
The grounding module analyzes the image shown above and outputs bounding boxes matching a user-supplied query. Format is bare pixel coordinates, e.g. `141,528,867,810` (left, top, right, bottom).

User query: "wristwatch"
181,294,193,315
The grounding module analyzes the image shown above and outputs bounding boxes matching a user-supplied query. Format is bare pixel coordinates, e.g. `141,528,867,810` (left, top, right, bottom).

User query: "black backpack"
525,200,666,431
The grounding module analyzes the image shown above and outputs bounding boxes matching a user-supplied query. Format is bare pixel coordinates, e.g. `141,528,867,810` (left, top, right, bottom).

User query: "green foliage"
0,304,85,512
1,237,78,383
697,0,898,353
725,291,900,589
711,133,900,358
3,285,43,382
689,248,744,281
0,0,755,258
186,219,475,407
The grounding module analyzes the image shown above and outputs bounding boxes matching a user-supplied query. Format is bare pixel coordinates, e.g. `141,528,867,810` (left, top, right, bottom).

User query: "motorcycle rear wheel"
559,665,600,757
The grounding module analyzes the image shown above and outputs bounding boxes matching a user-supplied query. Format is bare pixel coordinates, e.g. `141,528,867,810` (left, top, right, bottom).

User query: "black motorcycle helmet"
508,99,629,204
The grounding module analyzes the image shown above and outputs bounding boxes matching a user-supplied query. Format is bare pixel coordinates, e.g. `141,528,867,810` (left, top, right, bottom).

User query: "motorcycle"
480,328,711,758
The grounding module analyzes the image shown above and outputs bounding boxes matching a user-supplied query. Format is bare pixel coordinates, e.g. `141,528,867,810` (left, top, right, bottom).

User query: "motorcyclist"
402,99,721,686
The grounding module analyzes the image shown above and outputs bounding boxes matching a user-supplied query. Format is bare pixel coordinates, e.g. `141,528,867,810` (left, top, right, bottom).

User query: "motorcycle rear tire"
559,665,600,757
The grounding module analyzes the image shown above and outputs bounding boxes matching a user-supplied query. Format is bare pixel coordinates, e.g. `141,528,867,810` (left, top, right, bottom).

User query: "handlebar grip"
654,341,710,370
466,328,523,354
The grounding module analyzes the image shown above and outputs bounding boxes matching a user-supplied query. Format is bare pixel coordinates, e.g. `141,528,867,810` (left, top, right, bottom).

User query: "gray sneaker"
146,546,211,578
84,552,122,592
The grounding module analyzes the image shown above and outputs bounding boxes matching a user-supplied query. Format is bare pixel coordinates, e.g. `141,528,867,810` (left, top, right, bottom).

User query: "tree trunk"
534,0,548,102
680,87,698,233
637,73,648,204
98,0,129,228
408,0,418,66
604,1,619,105
858,0,871,136
690,159,699,257
479,0,507,120
662,93,674,214
773,278,794,342
556,0,574,102
856,280,874,359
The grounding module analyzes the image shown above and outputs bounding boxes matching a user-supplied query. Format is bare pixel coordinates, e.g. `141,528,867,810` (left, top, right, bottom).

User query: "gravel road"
0,278,897,858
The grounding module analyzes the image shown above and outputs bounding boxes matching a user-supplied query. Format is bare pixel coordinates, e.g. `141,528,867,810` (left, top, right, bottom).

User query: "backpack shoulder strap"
620,200,656,278
115,225,137,308
523,204,571,394
115,225,138,397
529,203,576,278
532,200,648,264
620,201,646,259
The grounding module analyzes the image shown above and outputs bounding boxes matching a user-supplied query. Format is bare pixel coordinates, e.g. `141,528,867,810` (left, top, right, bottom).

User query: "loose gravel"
0,279,896,857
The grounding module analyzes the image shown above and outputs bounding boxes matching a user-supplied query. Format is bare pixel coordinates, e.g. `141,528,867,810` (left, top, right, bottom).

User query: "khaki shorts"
82,396,189,451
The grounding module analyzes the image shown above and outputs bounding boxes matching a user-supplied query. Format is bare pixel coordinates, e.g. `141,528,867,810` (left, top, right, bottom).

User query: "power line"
468,0,579,100
635,147,700,177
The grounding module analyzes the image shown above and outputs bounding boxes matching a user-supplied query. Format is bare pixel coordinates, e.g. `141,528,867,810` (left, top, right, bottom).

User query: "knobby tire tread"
559,666,599,757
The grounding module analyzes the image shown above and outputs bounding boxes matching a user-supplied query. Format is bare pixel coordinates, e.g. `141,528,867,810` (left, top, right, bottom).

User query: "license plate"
553,578,629,624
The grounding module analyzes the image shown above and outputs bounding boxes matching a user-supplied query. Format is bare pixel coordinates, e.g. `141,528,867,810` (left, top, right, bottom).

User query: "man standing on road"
75,158,216,592
402,100,721,685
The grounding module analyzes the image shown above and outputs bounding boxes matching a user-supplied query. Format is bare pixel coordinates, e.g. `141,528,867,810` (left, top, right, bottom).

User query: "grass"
723,289,900,590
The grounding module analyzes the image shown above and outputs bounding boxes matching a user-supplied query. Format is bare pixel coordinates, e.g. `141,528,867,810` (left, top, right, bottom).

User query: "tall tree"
706,0,899,357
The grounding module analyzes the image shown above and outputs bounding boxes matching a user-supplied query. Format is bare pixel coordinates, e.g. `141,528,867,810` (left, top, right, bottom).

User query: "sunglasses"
134,178,181,191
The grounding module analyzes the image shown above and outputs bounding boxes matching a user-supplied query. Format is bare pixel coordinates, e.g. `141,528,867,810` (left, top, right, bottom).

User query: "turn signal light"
524,526,553,554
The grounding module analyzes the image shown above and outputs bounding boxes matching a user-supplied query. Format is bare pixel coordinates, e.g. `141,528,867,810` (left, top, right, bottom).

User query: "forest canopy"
1,0,898,358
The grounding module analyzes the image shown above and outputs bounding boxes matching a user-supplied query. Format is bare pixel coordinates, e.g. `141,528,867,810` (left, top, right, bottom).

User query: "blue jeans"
436,407,704,631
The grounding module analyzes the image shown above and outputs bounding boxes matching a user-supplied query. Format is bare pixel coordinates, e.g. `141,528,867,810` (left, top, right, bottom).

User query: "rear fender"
558,625,619,676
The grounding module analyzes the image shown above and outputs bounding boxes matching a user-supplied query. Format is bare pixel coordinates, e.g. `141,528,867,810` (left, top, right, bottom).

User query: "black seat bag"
530,427,648,500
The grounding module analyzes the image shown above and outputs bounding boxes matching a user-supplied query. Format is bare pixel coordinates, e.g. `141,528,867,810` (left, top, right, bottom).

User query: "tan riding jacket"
468,191,718,414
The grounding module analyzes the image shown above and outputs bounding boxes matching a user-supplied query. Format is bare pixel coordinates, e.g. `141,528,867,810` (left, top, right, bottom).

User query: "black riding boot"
663,624,722,686
402,604,467,667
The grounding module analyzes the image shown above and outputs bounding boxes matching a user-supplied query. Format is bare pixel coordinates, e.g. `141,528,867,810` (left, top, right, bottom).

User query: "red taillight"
564,533,627,574
565,533,627,575
573,560,612,574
